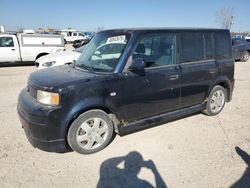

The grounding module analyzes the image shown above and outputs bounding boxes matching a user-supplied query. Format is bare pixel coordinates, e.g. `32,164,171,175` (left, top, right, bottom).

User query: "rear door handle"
209,69,216,74
169,75,179,80
11,49,15,51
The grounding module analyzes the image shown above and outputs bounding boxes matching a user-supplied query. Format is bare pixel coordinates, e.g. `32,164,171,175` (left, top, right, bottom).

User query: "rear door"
180,32,218,108
117,33,181,122
0,36,20,62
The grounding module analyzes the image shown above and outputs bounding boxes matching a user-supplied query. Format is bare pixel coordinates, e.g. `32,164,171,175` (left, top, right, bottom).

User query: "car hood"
36,51,80,63
28,65,98,91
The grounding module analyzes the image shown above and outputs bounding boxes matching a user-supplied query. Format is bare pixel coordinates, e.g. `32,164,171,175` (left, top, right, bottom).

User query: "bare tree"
216,7,234,29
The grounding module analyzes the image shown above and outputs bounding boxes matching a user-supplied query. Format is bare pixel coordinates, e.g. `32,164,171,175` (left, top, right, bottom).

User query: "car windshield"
75,33,130,73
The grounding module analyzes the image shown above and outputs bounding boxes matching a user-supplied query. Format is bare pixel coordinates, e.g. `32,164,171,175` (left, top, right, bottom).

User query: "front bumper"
17,88,71,152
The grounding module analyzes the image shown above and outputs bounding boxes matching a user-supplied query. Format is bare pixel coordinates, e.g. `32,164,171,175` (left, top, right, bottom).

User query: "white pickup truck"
60,29,87,43
0,33,65,64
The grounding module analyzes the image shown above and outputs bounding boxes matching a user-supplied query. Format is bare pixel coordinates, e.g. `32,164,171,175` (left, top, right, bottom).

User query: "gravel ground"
0,59,249,188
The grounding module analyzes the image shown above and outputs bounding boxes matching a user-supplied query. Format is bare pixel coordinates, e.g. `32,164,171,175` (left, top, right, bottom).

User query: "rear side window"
204,33,213,59
132,34,176,68
0,37,14,47
181,33,204,62
215,32,232,60
181,32,214,63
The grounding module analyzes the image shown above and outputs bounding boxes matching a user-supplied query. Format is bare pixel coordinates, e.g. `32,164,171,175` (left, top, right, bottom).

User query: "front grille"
28,85,37,99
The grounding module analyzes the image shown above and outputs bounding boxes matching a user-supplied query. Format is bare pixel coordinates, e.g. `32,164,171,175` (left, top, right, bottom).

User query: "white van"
0,33,65,64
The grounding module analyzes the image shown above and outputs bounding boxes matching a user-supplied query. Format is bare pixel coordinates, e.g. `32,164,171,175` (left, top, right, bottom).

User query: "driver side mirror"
129,58,146,75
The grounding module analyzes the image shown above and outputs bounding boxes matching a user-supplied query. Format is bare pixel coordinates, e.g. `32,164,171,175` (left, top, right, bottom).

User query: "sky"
0,0,249,32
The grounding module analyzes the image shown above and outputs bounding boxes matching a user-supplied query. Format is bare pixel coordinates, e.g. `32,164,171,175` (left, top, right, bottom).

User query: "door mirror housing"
129,58,146,74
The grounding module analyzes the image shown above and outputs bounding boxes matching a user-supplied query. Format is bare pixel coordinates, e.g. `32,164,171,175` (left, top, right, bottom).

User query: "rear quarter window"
215,32,232,60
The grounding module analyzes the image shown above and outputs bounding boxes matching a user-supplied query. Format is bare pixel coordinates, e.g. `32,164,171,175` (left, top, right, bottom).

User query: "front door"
0,36,20,62
117,33,181,122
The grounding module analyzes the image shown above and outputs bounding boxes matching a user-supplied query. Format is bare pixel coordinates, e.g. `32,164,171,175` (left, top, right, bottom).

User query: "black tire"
202,85,227,116
67,110,114,154
240,51,249,62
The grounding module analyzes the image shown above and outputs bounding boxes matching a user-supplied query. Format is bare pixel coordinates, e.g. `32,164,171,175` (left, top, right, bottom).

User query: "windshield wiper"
77,63,95,73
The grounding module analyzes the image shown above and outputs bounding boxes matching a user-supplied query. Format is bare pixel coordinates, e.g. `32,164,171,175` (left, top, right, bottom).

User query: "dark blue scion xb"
18,28,234,154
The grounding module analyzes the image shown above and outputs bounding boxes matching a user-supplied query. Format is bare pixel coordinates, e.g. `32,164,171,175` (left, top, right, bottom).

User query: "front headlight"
37,90,60,106
42,61,56,67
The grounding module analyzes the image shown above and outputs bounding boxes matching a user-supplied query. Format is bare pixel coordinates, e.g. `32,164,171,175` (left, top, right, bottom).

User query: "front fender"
61,98,116,136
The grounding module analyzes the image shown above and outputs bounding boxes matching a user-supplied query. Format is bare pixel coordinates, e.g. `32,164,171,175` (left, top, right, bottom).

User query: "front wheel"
67,110,114,154
202,85,226,116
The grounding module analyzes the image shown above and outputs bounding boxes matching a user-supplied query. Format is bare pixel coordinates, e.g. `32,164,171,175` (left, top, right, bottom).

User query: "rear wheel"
202,85,226,116
240,51,249,62
67,110,114,154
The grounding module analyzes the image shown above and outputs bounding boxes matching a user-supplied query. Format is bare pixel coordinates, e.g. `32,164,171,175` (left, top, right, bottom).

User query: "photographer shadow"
97,151,167,188
230,146,250,188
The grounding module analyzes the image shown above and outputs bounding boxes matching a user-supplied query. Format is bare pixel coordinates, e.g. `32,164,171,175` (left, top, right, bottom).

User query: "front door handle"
11,49,15,51
169,75,179,80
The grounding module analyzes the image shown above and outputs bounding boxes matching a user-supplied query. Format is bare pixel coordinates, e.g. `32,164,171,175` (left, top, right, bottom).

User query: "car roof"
98,27,229,34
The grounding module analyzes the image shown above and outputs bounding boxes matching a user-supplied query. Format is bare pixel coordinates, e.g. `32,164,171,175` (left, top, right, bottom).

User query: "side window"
0,37,14,47
204,33,214,60
132,34,176,68
215,32,232,60
73,33,78,36
181,33,204,62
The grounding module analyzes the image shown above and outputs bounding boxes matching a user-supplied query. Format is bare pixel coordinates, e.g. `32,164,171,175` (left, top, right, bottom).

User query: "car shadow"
230,146,250,188
97,151,167,188
0,62,34,67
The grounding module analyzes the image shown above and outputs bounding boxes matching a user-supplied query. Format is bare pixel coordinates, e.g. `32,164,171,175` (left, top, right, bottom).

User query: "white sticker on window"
107,35,126,43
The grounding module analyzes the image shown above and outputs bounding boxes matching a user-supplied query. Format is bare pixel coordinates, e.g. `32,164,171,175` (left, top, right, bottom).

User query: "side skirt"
117,104,205,136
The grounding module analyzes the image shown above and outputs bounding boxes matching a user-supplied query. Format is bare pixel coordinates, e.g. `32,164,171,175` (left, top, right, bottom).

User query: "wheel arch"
207,77,231,102
35,53,49,60
63,100,119,143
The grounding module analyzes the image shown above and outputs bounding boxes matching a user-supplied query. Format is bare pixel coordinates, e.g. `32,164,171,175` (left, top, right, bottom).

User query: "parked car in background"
18,28,234,154
91,41,126,61
60,29,88,44
35,45,85,69
232,37,250,62
73,32,94,48
72,38,91,49
0,33,64,64
245,34,250,42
